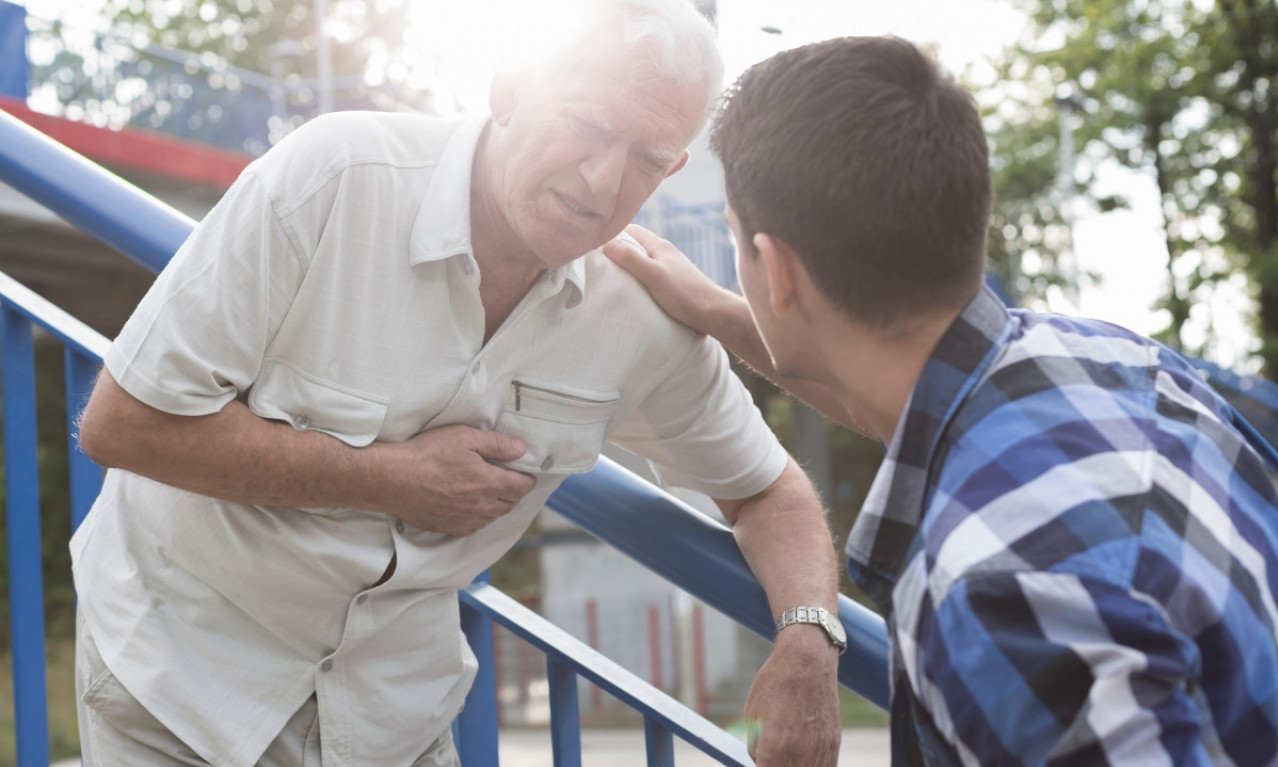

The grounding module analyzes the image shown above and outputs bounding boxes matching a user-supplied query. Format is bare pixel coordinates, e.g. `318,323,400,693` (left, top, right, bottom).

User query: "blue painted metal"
460,583,752,766
457,570,501,767
547,657,583,767
2,304,50,767
0,1,27,100
0,109,194,274
548,458,893,710
0,272,109,533
65,347,103,532
644,719,676,767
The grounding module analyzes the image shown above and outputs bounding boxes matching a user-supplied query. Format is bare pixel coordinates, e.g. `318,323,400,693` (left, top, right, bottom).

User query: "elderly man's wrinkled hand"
744,625,842,767
380,424,536,536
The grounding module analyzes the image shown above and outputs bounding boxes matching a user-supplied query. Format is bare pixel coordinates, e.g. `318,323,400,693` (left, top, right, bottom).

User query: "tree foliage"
26,0,430,153
982,0,1278,371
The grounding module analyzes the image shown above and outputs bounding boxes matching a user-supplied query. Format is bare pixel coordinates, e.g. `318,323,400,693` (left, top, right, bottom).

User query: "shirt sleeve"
911,569,1213,766
105,168,309,416
607,333,788,501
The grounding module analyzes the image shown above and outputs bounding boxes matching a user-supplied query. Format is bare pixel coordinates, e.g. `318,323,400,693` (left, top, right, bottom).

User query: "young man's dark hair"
710,36,992,327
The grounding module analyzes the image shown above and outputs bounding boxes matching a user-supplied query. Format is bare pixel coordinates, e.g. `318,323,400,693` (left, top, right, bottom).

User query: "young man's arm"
715,457,843,767
604,226,860,431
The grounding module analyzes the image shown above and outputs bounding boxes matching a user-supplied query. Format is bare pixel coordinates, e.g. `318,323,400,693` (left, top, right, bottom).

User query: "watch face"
825,614,847,644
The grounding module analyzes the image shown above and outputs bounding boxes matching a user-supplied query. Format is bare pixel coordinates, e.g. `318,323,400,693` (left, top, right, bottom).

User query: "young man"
609,35,1278,766
72,2,844,764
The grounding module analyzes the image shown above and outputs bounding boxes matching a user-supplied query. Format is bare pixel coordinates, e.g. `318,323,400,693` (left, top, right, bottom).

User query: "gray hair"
610,0,724,106
543,0,724,110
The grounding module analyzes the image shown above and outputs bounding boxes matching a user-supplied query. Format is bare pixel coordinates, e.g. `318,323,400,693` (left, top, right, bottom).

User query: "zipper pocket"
513,380,616,411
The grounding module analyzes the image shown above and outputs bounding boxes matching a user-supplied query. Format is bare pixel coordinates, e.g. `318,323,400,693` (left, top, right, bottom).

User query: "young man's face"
727,203,788,367
487,39,704,269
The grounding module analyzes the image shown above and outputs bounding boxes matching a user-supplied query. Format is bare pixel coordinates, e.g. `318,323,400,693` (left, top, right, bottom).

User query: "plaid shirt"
846,286,1278,766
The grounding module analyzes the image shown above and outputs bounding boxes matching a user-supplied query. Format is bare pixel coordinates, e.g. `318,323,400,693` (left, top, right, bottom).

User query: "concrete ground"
53,727,890,766
498,727,891,766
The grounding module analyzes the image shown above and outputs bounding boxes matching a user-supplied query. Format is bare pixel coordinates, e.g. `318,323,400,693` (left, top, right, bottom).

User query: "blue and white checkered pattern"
847,285,1278,766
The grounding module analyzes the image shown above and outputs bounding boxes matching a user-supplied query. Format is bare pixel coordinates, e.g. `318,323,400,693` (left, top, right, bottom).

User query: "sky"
19,0,1258,368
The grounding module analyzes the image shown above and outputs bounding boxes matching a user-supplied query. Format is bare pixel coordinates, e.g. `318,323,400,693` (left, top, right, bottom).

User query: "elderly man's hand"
378,424,536,536
745,625,842,767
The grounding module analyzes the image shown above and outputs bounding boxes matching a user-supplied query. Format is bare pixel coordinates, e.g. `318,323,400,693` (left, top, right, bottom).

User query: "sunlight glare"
405,0,587,116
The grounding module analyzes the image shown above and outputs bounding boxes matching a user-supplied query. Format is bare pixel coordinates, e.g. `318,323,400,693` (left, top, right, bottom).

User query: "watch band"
776,606,847,654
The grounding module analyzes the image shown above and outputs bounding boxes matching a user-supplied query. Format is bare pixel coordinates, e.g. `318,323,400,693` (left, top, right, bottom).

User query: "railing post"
457,570,500,766
64,347,102,532
2,304,50,767
547,657,582,767
643,718,675,767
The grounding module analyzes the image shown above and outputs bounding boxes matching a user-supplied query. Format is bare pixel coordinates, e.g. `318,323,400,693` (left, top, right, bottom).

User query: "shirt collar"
845,285,1014,605
408,114,587,304
409,114,488,266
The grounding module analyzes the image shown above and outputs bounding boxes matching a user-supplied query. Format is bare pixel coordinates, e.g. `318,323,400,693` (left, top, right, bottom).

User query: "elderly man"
610,35,1278,767
71,1,845,765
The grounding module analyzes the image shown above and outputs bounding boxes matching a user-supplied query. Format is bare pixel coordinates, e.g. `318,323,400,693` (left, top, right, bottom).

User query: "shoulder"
244,112,465,199
920,315,1165,583
578,249,703,349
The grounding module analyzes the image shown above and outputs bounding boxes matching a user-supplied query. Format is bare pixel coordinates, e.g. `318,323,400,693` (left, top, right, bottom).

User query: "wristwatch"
776,606,847,655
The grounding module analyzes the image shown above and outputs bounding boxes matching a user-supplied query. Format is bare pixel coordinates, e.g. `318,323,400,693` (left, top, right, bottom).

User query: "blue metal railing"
0,270,109,767
0,107,890,766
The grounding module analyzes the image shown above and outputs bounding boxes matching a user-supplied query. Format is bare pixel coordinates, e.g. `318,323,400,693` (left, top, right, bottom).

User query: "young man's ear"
752,232,804,318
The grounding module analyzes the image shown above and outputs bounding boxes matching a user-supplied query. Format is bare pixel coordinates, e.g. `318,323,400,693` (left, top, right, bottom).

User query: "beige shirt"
71,112,787,767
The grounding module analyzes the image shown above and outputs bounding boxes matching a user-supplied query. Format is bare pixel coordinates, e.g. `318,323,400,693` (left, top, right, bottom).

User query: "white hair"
608,0,724,106
531,0,725,110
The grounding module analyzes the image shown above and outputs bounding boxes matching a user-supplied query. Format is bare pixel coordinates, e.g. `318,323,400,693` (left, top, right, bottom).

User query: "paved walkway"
499,727,890,766
53,727,890,766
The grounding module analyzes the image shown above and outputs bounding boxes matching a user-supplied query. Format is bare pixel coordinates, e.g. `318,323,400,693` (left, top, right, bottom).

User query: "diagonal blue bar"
547,458,892,709
0,108,194,273
461,583,752,766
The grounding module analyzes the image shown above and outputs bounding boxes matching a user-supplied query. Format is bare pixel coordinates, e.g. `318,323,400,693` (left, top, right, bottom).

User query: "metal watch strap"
776,606,847,654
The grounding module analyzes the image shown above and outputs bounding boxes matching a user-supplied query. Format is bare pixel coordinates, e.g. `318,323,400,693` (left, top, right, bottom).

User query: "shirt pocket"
248,359,389,447
493,378,619,475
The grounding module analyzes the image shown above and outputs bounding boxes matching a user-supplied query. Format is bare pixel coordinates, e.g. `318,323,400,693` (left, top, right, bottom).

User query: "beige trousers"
75,615,460,767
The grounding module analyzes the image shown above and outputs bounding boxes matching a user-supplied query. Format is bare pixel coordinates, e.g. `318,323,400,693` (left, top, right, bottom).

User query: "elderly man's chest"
250,268,650,453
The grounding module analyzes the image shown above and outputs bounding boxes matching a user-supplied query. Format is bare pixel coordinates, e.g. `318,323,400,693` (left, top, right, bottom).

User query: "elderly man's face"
487,40,706,268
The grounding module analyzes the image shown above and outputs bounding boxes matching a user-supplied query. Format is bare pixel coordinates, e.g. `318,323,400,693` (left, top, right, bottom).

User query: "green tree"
982,0,1278,370
27,0,431,153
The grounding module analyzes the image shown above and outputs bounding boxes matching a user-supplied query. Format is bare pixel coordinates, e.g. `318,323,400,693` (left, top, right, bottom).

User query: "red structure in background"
0,95,250,190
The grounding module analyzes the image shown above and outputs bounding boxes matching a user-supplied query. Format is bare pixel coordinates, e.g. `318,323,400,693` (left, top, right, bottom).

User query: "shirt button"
463,258,475,276
395,519,406,534
320,659,333,672
541,456,554,471
293,414,310,429
356,594,368,605
471,360,483,376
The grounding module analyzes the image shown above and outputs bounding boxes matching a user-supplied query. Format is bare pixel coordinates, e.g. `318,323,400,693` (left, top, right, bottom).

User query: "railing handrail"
0,108,192,272
460,581,754,765
550,461,890,705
